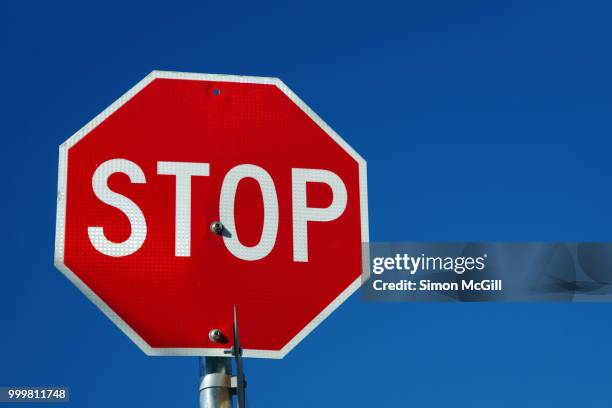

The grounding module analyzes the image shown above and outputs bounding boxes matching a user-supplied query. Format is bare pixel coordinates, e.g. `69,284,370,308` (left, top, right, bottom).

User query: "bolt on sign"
54,71,369,358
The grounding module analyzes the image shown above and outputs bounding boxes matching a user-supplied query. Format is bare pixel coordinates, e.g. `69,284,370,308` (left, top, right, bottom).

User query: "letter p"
292,168,348,262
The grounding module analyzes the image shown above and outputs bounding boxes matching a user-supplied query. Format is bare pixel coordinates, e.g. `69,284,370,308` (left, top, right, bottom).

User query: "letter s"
87,159,147,257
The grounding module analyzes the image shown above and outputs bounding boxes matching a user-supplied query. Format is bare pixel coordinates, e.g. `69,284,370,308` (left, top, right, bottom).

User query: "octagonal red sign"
54,71,368,358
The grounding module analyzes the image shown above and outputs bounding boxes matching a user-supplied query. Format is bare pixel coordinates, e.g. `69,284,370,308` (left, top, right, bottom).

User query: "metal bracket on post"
199,373,232,391
199,373,241,393
224,305,247,408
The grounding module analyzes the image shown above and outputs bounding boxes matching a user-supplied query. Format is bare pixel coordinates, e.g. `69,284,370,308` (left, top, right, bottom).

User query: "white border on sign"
54,70,369,359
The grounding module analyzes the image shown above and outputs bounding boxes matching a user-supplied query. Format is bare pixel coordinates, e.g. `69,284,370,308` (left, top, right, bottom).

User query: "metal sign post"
199,357,232,408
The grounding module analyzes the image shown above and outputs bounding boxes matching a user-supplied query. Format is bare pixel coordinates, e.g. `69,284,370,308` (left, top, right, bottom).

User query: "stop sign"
54,71,368,358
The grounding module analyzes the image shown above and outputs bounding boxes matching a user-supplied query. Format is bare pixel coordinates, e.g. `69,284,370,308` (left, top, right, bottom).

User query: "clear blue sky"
2,0,612,406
